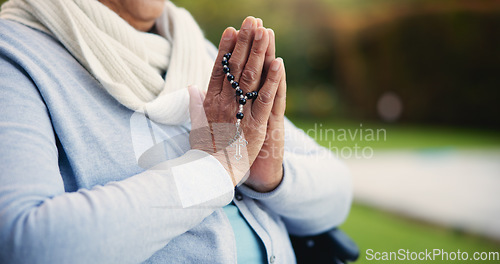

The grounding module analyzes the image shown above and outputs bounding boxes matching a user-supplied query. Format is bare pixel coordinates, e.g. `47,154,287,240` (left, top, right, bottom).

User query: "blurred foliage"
174,0,500,128
333,4,500,128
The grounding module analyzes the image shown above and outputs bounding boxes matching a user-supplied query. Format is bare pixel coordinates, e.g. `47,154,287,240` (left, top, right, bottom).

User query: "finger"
238,27,269,95
188,85,208,130
206,27,238,98
256,18,263,27
250,58,284,124
219,16,257,100
262,29,276,81
270,60,286,119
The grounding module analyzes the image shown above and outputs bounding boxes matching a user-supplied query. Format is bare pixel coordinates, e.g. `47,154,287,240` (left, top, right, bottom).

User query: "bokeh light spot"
377,92,403,122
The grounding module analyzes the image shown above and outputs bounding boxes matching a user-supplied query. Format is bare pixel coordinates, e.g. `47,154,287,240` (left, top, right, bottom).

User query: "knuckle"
266,75,280,85
229,61,243,74
257,90,273,105
237,31,251,43
251,44,266,55
240,67,258,86
210,67,224,81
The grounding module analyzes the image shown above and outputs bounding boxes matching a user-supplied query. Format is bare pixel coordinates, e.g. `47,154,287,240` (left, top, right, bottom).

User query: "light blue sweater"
0,19,352,264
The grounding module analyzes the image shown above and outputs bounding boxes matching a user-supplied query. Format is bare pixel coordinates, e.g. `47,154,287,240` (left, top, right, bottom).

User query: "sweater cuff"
237,160,291,200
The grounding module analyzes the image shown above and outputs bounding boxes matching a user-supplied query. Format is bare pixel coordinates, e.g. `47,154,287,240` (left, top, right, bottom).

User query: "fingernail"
255,28,264,41
257,18,263,26
271,58,282,71
242,17,254,30
223,27,234,40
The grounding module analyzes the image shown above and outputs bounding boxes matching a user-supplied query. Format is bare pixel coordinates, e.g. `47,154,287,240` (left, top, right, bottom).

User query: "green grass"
290,117,500,150
342,203,500,263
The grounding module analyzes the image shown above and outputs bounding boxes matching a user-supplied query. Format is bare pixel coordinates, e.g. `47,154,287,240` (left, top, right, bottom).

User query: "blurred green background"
2,0,499,262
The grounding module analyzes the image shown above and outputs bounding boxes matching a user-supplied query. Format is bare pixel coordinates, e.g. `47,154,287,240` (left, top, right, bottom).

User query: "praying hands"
189,16,286,192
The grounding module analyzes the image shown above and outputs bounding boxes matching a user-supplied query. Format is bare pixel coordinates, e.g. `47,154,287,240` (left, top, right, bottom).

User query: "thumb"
188,85,208,130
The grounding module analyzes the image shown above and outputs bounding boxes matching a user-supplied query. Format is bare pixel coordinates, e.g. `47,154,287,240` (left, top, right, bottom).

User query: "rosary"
222,53,258,160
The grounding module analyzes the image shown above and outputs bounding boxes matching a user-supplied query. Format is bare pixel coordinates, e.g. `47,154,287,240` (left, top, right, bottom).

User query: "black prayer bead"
221,53,249,121
251,91,258,99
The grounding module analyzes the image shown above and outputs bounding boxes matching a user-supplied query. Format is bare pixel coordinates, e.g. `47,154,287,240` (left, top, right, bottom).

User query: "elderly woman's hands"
189,17,286,190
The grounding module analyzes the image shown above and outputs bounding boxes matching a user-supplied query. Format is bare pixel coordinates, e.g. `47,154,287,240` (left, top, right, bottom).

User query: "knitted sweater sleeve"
0,52,234,263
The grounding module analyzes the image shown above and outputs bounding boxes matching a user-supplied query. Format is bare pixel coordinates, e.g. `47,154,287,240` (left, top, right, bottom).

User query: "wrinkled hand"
245,20,287,193
188,17,285,187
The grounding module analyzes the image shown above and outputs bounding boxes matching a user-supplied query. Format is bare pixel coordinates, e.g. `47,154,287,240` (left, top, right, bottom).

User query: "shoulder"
0,18,32,37
0,18,98,119
0,19,92,95
0,19,55,50
0,19,72,69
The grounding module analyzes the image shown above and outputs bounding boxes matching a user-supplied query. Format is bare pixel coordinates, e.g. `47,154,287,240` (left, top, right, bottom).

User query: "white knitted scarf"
0,0,213,125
